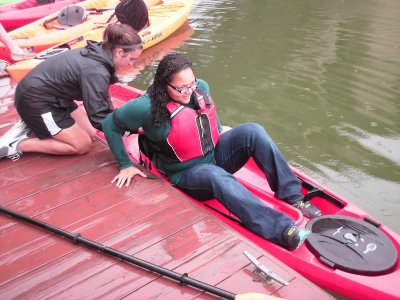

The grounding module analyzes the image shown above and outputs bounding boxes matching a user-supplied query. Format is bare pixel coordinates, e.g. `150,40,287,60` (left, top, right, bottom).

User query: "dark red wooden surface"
0,77,334,299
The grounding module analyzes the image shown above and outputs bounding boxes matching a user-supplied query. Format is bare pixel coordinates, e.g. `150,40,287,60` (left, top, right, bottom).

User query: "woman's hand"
111,166,147,188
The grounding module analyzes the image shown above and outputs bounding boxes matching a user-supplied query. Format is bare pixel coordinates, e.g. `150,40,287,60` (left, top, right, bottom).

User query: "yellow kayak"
0,0,158,61
7,0,194,82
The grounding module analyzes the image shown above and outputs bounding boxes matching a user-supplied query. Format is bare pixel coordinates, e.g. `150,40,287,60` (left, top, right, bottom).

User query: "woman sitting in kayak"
0,23,143,160
102,53,322,250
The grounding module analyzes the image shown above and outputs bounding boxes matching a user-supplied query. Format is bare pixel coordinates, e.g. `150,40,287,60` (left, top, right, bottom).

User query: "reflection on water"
335,123,400,166
118,21,194,84
131,0,400,233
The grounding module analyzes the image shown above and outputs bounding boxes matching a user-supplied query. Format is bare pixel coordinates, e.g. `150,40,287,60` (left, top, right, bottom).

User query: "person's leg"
18,123,92,155
215,123,321,218
0,23,21,54
12,91,93,156
0,23,35,61
71,108,97,138
215,123,303,203
177,163,295,247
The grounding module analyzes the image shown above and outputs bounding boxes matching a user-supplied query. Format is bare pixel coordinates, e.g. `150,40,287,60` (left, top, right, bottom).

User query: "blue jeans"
176,123,303,246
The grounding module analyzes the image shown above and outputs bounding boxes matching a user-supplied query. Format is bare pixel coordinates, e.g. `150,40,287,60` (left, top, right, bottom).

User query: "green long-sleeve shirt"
102,79,222,185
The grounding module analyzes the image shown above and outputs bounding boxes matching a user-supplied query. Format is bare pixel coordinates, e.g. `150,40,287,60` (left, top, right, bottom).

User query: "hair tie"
115,43,143,50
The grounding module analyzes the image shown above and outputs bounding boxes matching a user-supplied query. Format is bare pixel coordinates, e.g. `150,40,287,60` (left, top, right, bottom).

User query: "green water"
130,0,400,234
0,0,20,6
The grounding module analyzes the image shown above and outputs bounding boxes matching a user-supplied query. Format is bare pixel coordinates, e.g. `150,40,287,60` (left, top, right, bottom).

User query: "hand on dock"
112,165,147,188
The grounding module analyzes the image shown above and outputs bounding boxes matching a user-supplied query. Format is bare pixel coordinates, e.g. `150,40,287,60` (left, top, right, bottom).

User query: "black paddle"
0,206,277,300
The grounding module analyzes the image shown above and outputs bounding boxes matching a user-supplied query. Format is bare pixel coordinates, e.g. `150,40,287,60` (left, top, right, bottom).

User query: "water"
129,0,400,234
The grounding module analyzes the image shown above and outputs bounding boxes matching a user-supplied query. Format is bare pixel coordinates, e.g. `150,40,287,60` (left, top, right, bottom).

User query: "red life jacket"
161,90,220,162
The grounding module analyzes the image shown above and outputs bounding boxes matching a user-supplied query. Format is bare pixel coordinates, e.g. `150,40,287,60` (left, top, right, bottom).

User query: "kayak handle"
300,178,345,208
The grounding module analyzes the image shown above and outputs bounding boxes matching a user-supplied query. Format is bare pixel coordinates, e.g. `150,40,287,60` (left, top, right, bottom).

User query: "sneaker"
293,200,322,219
0,59,10,78
0,59,10,70
10,49,36,62
0,120,30,160
286,226,310,250
0,69,8,79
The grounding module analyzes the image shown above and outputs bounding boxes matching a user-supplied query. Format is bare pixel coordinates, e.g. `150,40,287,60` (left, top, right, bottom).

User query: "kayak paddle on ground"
0,205,283,300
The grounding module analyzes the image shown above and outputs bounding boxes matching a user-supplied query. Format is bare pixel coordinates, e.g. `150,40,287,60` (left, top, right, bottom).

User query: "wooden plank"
212,254,331,300
127,238,273,299
8,219,233,299
0,144,112,204
0,164,123,228
0,177,166,258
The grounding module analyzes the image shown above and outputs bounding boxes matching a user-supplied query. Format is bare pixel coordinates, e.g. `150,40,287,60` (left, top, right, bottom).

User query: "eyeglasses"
168,79,199,94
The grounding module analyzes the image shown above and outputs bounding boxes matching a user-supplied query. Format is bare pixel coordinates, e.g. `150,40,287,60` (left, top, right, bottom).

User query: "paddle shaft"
0,206,236,300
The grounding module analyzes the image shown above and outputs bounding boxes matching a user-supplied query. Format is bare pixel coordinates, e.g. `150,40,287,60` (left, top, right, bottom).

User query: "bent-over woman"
0,23,143,160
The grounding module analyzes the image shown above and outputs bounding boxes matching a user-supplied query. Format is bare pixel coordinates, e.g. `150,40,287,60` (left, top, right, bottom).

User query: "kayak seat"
58,5,86,27
36,0,56,4
43,5,87,30
203,195,303,230
35,47,70,60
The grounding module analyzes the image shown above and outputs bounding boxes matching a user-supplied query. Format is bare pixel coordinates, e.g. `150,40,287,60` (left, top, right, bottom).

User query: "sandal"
10,49,36,62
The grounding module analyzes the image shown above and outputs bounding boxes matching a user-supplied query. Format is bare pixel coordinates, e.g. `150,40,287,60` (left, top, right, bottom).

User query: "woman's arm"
102,112,133,169
80,71,114,131
102,96,151,187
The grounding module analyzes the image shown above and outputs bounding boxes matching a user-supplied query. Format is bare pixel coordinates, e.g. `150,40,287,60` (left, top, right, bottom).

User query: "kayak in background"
6,0,194,82
0,0,159,61
0,0,86,31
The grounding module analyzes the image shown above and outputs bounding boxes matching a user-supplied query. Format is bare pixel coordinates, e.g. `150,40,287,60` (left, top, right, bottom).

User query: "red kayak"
0,0,85,31
99,83,400,300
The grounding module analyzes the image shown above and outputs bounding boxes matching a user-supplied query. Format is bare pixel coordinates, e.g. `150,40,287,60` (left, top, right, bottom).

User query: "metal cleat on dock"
243,251,289,286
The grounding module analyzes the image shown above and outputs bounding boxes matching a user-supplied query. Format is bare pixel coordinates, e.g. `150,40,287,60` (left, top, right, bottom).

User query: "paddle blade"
235,293,285,300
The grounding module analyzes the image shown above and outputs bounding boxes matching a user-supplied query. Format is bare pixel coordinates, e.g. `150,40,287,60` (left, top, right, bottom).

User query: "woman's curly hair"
148,53,193,126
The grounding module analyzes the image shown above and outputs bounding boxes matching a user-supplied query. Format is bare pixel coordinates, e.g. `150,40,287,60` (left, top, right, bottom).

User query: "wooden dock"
0,77,334,299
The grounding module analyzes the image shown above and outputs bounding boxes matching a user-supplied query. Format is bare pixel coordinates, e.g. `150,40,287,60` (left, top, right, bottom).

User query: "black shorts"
14,87,78,139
